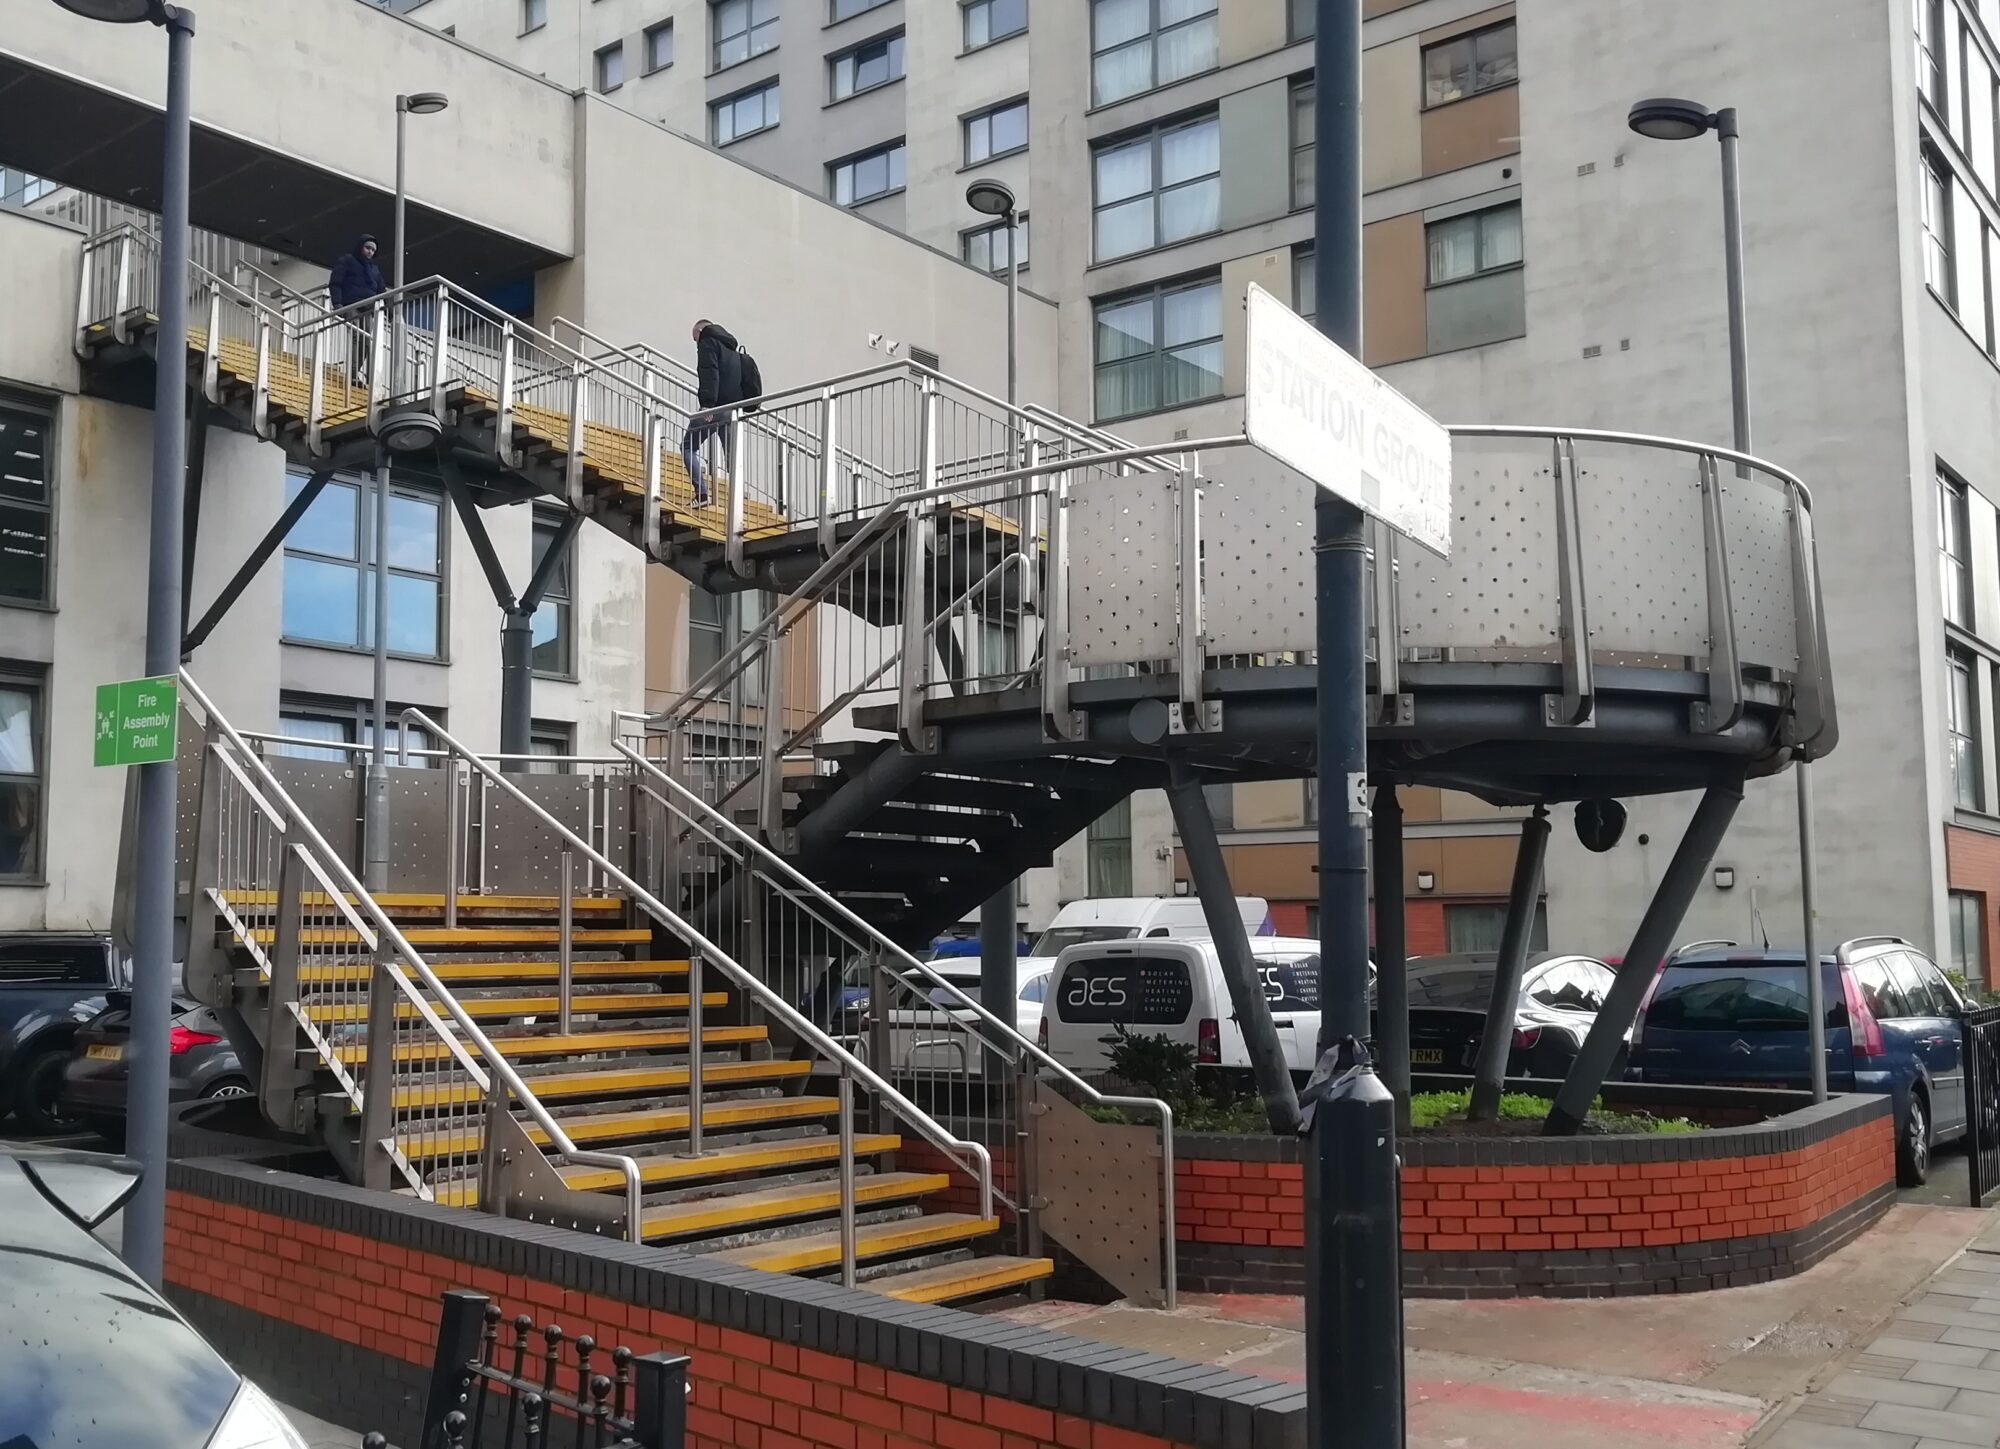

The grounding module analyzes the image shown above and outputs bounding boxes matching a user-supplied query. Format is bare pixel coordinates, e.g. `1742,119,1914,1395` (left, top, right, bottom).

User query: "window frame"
1086,795,1134,897
961,0,1027,53
963,96,1030,166
1091,110,1222,262
687,586,769,702
0,390,57,612
828,29,906,104
529,719,576,776
711,0,780,73
1925,145,1957,306
1290,79,1315,212
595,39,626,93
274,693,442,769
280,470,448,662
644,19,675,75
1951,888,1987,988
1089,0,1220,107
1419,19,1518,110
1951,645,1984,811
1092,272,1226,423
1292,245,1316,325
711,78,782,145
1941,467,1974,629
530,509,576,681
829,138,908,207
1288,0,1315,43
962,213,1029,275
0,668,45,883
521,0,547,36
829,0,893,22
1424,200,1525,288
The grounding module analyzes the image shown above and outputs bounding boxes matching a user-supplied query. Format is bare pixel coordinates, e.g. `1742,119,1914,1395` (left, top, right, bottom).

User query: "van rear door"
1047,947,1197,1071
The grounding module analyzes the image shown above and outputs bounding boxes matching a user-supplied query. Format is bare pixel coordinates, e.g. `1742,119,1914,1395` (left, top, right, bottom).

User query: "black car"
0,1145,311,1447
62,993,249,1136
1400,952,1622,1079
0,932,125,1134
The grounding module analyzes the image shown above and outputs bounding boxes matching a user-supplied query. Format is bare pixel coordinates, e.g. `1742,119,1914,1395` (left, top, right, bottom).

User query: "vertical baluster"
521,1395,545,1448
684,952,705,1157
441,1410,469,1449
611,1347,632,1426
501,1316,534,1447
470,1304,501,1433
572,1336,596,1449
542,1324,565,1403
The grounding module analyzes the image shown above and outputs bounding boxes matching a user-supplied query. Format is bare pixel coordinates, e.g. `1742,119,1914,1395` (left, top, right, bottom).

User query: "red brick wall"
1267,899,1447,955
163,1192,1188,1449
1173,1116,1893,1256
1946,825,1999,988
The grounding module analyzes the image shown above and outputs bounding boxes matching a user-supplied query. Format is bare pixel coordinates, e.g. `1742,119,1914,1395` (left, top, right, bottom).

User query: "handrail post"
838,1067,859,1289
111,232,133,343
1548,435,1595,727
1695,452,1744,734
443,761,462,930
496,321,522,468
868,955,892,1140
263,842,312,1133
817,387,839,558
683,952,705,1156
759,629,789,841
726,409,750,578
202,287,222,403
557,847,574,1035
307,323,328,457
642,413,665,560
565,360,587,509
1370,518,1402,720
74,239,96,358
1041,470,1076,741
359,951,399,1190
1021,433,1043,612
1175,465,1205,729
366,301,388,431
431,293,453,422
252,317,274,441
897,511,938,752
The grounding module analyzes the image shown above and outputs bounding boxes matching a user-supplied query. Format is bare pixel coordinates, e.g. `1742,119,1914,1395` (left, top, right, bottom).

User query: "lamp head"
965,178,1017,218
378,406,444,454
401,92,451,116
1627,97,1715,142
50,0,169,21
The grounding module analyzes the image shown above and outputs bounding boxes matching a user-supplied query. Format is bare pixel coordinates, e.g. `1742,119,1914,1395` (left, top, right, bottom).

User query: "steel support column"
1372,785,1410,1130
1467,807,1550,1122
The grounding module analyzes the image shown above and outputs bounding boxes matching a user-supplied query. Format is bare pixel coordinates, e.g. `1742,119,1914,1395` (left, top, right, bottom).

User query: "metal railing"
180,671,647,1239
397,706,996,1289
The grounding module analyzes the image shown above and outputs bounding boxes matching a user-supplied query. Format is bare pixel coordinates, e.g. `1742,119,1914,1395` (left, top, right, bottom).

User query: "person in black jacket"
328,235,387,381
682,319,747,506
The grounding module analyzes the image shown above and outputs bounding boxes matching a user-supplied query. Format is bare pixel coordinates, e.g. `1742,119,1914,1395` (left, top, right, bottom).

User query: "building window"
0,672,43,879
712,80,780,144
1092,113,1220,262
1422,20,1517,108
1942,469,1973,629
830,0,892,20
1289,0,1314,42
1203,783,1234,832
1087,796,1133,896
1293,247,1316,324
645,19,674,73
1952,889,1987,987
965,98,1029,165
1427,201,1523,285
712,0,779,70
521,0,546,34
1925,149,1955,304
275,694,439,767
529,720,574,775
1445,901,1550,954
1290,81,1315,211
1094,275,1223,421
0,397,54,607
830,140,906,206
963,0,1027,50
1919,0,1947,108
1951,647,1983,810
281,470,444,658
830,31,905,102
596,41,625,93
963,214,1028,275
688,587,768,700
531,511,574,677
1092,0,1219,106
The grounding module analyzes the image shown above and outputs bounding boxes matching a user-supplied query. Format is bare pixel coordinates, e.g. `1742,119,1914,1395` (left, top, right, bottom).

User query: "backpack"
737,346,764,412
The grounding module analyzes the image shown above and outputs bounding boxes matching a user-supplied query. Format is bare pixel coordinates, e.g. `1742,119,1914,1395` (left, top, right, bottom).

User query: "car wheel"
13,1047,82,1136
1898,1090,1932,1188
201,1078,252,1101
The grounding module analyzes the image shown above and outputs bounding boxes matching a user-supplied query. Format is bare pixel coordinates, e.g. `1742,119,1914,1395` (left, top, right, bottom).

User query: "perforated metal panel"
1572,456,1706,657
1397,447,1559,652
385,769,455,895
1723,477,1800,673
1068,472,1179,665
1203,474,1316,655
267,757,362,871
1030,1077,1167,1309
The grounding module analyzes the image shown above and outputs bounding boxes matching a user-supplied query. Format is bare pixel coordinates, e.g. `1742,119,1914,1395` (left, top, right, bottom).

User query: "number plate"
86,1043,124,1062
1410,1048,1445,1066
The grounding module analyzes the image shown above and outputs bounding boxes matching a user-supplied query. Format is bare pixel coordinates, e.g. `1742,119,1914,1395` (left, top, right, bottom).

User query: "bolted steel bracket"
1689,701,1736,734
1168,701,1223,735
1543,694,1597,728
1028,1194,1053,1211
1374,693,1415,727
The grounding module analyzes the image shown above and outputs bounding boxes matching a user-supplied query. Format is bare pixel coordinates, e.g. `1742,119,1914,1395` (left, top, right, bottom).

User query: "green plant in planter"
1105,1026,1201,1105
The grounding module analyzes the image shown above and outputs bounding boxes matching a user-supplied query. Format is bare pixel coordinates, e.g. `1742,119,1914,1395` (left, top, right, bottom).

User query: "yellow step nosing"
869,1257,1056,1304
638,1172,951,1238
395,1096,842,1160
718,1213,1000,1273
296,959,689,984
381,1058,811,1111
559,1133,902,1193
223,890,625,912
345,1024,765,1065
303,990,724,1023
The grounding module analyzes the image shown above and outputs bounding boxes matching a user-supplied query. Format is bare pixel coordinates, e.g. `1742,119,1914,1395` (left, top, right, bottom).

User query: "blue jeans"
680,415,732,505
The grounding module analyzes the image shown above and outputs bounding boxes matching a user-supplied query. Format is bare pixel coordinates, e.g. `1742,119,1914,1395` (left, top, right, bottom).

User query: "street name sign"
1244,282,1453,557
94,676,178,767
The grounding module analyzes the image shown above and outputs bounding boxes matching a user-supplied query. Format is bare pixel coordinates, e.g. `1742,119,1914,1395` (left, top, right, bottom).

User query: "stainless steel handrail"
177,670,648,1238
240,730,627,767
397,706,998,1223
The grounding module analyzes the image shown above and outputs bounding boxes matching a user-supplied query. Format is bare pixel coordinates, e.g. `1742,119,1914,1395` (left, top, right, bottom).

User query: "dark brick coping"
168,1158,1305,1449
1180,1091,1889,1167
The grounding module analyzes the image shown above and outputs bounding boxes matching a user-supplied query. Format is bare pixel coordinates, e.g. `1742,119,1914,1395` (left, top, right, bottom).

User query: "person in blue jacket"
328,235,386,379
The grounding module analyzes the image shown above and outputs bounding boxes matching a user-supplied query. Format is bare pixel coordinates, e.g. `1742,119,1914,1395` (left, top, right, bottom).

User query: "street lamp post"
49,0,195,1290
966,178,1020,1056
363,91,449,893
1626,99,1826,1102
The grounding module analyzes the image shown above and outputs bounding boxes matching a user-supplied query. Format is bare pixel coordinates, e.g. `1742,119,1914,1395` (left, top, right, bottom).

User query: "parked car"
0,932,126,1134
61,993,249,1137
871,958,1054,1077
1628,938,1968,1186
1398,952,1623,1082
0,1143,310,1447
1040,936,1330,1077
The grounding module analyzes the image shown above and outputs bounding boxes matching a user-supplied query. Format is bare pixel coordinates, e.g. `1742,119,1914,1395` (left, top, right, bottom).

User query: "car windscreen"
1257,953,1321,1012
920,973,981,1008
1405,967,1497,1009
1032,925,1137,956
1055,955,1193,1025
1644,965,1849,1032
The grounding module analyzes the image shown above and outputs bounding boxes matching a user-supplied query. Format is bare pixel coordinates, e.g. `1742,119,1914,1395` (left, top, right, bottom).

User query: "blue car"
1628,937,1969,1187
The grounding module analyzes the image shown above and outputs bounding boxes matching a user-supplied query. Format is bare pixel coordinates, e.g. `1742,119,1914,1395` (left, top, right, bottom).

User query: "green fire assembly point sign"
94,676,178,767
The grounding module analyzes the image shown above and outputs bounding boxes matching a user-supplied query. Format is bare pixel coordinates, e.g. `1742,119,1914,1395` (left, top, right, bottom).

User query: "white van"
1041,935,1338,1078
1019,896,1269,1002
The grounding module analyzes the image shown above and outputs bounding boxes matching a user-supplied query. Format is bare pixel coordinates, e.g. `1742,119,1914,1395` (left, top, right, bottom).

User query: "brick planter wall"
1177,1095,1895,1298
163,1160,1303,1449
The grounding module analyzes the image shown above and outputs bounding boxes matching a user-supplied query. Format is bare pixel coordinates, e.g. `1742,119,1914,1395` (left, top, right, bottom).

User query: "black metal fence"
1964,1005,2000,1208
364,1290,688,1449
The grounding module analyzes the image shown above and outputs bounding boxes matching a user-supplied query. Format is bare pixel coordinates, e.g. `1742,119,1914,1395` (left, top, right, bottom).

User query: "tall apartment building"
354,0,2000,982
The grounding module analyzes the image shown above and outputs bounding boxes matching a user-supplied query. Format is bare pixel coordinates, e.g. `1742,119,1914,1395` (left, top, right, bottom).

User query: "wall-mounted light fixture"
1713,866,1736,890
1415,871,1436,892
